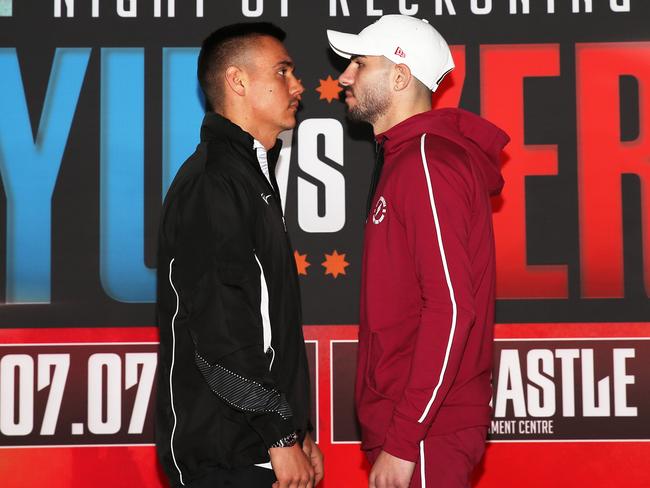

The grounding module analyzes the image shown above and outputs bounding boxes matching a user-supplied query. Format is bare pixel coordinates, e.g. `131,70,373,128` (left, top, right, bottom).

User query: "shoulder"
390,133,471,188
421,134,471,178
163,144,208,211
163,153,246,221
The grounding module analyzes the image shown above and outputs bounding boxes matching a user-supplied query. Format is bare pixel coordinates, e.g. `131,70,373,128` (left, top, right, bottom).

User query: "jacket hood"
376,108,509,195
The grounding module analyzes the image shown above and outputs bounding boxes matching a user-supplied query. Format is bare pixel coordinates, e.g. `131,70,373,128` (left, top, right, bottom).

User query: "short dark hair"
198,22,286,112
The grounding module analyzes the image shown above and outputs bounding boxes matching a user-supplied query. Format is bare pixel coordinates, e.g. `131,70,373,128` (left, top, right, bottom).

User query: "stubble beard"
346,81,391,126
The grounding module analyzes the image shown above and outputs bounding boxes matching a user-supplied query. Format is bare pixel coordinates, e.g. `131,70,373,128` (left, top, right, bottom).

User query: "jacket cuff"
250,413,296,449
382,412,429,463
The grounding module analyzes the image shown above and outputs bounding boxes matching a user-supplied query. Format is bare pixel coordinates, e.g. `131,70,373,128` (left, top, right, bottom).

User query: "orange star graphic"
294,250,310,276
322,250,349,278
315,75,343,103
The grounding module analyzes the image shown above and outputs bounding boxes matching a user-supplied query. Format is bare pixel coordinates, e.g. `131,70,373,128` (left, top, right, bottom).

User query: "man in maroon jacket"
327,15,509,488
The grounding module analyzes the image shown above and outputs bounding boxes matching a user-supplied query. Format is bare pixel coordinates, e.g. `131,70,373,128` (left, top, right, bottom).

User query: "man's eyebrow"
274,60,294,69
351,55,367,61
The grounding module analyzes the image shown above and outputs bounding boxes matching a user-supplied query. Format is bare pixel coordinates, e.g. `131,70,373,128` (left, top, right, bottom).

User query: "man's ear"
393,63,412,92
225,65,246,96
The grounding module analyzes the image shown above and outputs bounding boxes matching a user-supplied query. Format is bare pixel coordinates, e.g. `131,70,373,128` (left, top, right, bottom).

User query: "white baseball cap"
327,15,454,92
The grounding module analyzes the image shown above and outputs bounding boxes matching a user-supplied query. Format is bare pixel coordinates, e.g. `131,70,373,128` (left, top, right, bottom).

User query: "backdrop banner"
1,1,649,487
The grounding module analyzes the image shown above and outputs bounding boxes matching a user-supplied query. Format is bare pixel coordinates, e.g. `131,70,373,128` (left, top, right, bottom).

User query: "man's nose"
291,75,305,97
338,63,355,87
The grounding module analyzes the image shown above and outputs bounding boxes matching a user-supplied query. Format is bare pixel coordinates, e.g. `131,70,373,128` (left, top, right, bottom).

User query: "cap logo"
394,47,406,58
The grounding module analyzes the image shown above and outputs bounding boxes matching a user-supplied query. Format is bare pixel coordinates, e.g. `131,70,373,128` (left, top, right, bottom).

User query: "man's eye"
278,68,287,76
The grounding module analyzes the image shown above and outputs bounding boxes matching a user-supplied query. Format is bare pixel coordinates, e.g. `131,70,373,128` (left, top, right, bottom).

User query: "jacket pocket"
364,332,391,399
214,264,260,344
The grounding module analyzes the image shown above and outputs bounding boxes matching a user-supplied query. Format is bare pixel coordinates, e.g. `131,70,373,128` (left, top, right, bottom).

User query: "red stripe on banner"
494,322,650,338
303,324,359,341
0,326,159,343
2,322,647,343
4,322,647,343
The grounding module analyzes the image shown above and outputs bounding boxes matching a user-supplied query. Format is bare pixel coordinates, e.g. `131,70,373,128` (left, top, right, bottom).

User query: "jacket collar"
200,111,283,170
374,110,435,151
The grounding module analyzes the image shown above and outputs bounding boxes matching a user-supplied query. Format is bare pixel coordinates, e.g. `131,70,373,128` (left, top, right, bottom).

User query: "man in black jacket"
156,23,323,488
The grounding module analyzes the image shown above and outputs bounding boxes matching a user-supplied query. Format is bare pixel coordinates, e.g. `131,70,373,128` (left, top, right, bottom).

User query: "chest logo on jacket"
260,192,273,205
372,196,387,224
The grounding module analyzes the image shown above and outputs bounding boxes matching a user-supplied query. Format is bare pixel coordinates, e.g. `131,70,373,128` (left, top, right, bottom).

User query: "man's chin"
346,108,369,124
280,118,297,131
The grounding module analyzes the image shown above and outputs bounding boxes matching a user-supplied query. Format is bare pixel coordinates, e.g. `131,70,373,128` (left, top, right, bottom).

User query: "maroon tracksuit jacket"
357,108,509,462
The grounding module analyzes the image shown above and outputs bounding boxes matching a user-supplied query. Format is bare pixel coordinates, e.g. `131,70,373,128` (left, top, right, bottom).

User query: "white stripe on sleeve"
416,133,459,424
168,258,185,485
254,253,273,369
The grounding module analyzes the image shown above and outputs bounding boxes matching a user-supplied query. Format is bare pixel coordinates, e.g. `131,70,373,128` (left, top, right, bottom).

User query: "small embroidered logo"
372,196,387,224
394,47,406,58
261,193,272,205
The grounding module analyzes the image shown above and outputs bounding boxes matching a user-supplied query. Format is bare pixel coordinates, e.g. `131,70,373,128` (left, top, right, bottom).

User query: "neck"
373,94,432,135
221,107,278,150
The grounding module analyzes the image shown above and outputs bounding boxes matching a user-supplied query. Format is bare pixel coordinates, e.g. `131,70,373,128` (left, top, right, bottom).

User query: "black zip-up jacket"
155,112,311,487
